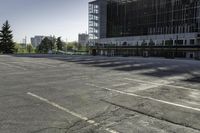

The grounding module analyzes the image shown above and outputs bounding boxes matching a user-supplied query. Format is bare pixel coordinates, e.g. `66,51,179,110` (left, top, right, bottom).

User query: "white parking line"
23,61,57,68
27,92,119,133
112,83,128,87
124,78,170,85
124,78,199,92
0,62,27,70
9,61,59,68
86,83,200,112
126,84,161,92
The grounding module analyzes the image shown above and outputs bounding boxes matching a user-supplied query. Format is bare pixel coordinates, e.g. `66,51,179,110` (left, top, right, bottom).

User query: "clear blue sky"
0,0,90,43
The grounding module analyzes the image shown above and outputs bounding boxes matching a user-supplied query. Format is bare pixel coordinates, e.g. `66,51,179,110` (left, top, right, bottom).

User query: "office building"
78,33,89,46
31,36,46,47
89,0,200,59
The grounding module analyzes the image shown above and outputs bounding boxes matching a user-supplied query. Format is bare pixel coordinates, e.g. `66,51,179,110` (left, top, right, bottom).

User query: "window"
190,39,195,45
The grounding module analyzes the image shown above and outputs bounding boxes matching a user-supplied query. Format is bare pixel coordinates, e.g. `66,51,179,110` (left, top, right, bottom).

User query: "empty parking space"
0,55,200,133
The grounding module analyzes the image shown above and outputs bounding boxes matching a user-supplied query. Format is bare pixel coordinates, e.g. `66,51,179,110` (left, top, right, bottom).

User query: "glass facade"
89,1,100,39
89,0,107,40
107,0,200,38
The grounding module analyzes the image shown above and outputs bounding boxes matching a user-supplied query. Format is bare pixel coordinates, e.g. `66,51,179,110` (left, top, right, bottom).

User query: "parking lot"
0,54,200,133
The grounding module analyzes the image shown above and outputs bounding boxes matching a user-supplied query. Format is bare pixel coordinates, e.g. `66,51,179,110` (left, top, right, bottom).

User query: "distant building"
31,36,46,47
78,33,89,46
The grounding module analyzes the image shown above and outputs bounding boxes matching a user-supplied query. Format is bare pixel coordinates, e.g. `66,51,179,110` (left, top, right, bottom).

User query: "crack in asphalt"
101,99,200,132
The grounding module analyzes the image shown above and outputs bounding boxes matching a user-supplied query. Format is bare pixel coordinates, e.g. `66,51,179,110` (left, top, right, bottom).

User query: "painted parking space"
1,55,200,133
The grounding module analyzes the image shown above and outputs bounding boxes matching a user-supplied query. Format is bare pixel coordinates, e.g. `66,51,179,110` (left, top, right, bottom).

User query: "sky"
0,0,90,43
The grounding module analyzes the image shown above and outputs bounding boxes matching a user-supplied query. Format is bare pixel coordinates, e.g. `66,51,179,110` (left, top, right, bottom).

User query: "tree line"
0,20,88,54
36,36,65,54
36,38,88,54
0,20,66,54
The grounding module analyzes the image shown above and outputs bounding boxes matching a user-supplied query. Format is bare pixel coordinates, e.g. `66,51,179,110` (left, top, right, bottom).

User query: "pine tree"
0,21,15,54
26,45,33,53
37,37,53,53
56,37,63,51
50,36,57,51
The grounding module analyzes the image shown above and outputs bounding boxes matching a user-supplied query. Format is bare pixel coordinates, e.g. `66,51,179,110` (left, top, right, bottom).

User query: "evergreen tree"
50,36,57,51
56,37,63,51
0,21,15,54
26,45,33,53
37,37,53,53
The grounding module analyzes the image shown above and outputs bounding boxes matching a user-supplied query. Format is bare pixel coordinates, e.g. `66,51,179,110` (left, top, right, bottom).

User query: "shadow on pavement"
11,54,200,84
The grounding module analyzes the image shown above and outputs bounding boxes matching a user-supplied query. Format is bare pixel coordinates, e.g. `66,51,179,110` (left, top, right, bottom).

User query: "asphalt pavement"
0,54,200,133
